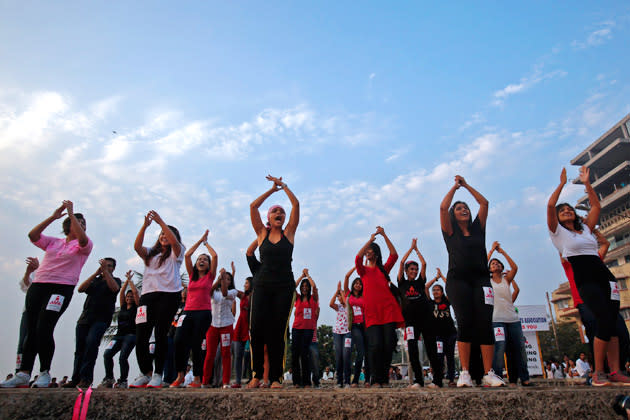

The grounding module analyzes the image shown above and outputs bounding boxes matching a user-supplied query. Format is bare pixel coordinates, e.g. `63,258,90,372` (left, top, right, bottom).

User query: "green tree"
317,325,334,374
539,321,589,362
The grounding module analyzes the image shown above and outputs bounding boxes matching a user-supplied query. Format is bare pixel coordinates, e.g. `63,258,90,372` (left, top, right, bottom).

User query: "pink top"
32,234,93,286
347,293,365,325
185,271,214,311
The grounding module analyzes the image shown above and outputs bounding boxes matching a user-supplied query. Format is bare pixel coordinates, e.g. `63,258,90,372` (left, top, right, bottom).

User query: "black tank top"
256,230,294,287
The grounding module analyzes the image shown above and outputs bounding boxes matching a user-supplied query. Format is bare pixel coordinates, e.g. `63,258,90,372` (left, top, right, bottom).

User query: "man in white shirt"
283,368,293,382
575,352,591,378
321,366,333,380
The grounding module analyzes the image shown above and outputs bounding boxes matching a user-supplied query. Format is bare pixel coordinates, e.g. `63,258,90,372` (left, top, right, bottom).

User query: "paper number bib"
221,333,231,347
136,305,148,324
494,326,505,342
353,306,362,316
177,314,186,327
611,282,621,301
483,287,494,305
303,308,312,320
405,326,415,340
344,337,352,348
46,294,64,312
106,340,116,350
436,341,443,354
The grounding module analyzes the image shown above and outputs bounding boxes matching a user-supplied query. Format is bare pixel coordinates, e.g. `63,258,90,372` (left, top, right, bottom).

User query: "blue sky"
0,2,629,378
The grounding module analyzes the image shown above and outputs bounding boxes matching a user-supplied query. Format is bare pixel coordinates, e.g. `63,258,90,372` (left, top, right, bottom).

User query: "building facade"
552,114,630,333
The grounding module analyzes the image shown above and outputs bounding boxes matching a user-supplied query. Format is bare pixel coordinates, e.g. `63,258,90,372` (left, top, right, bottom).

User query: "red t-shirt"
293,295,318,330
347,292,365,325
355,253,404,328
233,294,250,342
561,259,584,306
185,271,214,311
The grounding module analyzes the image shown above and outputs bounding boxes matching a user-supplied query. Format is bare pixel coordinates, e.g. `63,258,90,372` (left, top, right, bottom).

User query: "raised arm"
250,179,281,238
398,239,416,282
304,268,318,302
343,267,355,295
579,167,601,231
127,271,140,305
185,230,208,278
593,229,610,259
78,265,101,293
119,277,128,308
329,283,341,310
295,270,306,289
22,257,39,290
547,168,567,233
150,210,181,257
28,203,66,242
497,244,518,283
458,176,489,229
246,239,258,256
63,200,88,247
487,241,499,261
357,232,377,259
99,259,121,293
230,261,235,280
134,213,153,260
440,180,460,236
337,281,346,306
425,269,441,297
511,280,520,303
376,226,396,258
276,177,300,242
414,240,427,280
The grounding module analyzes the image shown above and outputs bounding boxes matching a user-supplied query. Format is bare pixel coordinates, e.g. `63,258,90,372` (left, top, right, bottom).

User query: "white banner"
517,305,549,332
523,331,543,376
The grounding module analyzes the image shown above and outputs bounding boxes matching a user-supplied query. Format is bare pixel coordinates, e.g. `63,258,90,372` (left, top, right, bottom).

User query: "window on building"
625,255,630,264
556,299,570,310
621,308,630,321
619,278,628,291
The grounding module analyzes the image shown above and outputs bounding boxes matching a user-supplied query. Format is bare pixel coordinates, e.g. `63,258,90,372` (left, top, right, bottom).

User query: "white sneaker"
31,371,51,388
482,369,505,387
457,370,473,387
147,373,163,389
129,374,151,388
0,372,30,388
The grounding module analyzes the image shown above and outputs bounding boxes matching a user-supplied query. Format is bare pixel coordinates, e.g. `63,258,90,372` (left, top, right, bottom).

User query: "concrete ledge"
1,386,626,420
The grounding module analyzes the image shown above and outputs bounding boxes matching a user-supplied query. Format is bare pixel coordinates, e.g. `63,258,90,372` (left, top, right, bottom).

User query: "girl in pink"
343,267,369,387
355,226,403,387
171,230,217,388
291,269,319,387
3,201,92,389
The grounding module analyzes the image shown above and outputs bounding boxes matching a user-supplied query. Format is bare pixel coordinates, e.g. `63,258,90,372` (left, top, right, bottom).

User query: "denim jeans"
334,332,352,385
351,324,369,384
233,340,246,385
308,342,320,386
72,321,109,383
103,334,136,381
492,321,530,383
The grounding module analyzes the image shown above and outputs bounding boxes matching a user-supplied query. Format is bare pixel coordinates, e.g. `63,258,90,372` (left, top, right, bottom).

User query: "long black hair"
369,242,391,284
351,277,363,297
190,254,211,282
556,203,583,231
144,225,181,268
448,201,472,235
299,279,312,301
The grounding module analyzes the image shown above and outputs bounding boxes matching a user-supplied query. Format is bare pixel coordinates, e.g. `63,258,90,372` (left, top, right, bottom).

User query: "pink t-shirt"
32,234,93,286
185,271,214,311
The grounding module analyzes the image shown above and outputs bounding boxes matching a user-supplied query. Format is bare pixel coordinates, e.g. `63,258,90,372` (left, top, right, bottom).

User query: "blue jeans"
492,321,530,383
333,332,352,385
351,325,369,384
309,342,320,386
103,334,136,381
233,340,246,385
72,321,109,383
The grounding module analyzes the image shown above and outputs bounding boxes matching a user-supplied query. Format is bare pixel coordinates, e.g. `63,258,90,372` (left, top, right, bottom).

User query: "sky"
0,1,629,380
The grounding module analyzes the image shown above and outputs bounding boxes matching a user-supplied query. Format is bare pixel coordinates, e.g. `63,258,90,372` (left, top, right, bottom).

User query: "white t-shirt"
549,224,598,258
575,359,591,376
142,243,185,294
492,277,519,323
211,289,237,328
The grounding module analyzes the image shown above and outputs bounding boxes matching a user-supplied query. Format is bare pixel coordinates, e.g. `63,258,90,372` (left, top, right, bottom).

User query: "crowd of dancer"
2,170,629,390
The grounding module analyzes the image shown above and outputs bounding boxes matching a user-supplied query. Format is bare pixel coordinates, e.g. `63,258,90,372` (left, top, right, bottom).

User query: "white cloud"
571,21,615,50
493,67,567,106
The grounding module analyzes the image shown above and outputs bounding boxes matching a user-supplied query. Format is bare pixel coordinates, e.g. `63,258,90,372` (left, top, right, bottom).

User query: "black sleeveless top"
442,215,489,279
256,230,294,288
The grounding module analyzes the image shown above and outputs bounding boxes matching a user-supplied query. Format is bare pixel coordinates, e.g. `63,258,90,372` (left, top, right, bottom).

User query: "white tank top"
492,276,519,323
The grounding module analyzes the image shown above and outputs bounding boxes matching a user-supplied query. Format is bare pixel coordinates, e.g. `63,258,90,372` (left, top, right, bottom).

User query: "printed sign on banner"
517,305,549,332
46,294,64,312
523,331,543,376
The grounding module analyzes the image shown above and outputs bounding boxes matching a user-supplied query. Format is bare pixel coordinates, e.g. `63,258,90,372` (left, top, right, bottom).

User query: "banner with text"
516,305,549,332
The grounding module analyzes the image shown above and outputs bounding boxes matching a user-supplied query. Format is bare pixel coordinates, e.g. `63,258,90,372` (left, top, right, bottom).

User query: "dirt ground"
1,385,627,420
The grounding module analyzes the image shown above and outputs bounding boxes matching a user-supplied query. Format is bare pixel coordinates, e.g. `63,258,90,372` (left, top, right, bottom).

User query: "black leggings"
446,275,494,345
135,291,181,375
569,255,619,341
20,283,74,373
249,284,294,383
174,310,211,377
365,322,397,385
405,321,442,386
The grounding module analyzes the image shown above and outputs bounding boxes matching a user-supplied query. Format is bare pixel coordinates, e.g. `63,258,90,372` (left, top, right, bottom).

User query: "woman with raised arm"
247,175,299,389
355,226,404,387
203,267,246,388
440,175,504,387
292,269,319,388
330,281,351,388
425,268,458,387
99,270,139,388
547,167,630,386
130,211,185,389
169,230,217,388
2,201,92,389
487,241,532,386
232,275,253,388
343,267,370,387
397,238,440,388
